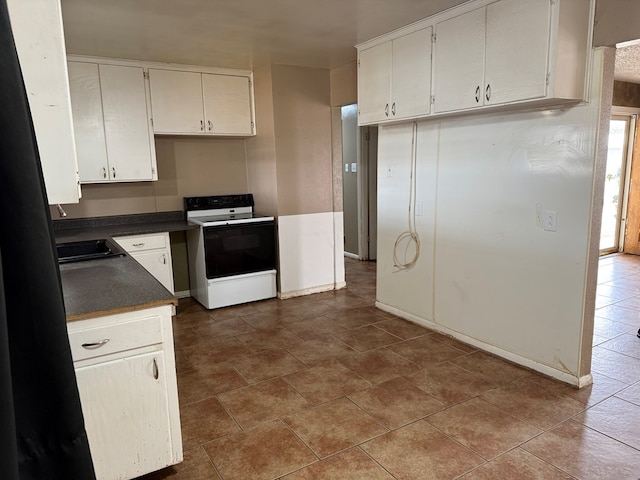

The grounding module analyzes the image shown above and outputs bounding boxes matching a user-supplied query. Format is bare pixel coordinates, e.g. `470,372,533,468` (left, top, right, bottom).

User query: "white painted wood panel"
100,64,154,181
76,352,172,480
148,69,204,134
67,62,109,182
358,42,392,124
7,0,80,204
433,7,486,113
114,233,174,294
391,27,432,119
202,74,253,135
278,212,342,296
485,0,551,105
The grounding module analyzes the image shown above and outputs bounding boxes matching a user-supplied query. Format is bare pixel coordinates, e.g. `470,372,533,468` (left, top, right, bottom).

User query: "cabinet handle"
102,167,107,179
208,120,212,131
475,86,481,103
81,339,110,349
112,167,116,179
485,84,491,102
200,120,204,131
153,358,159,380
161,253,167,264
132,242,145,248
391,102,396,116
384,103,389,117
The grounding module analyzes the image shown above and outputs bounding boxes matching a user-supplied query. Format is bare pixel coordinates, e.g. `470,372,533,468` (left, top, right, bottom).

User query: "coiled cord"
393,121,420,271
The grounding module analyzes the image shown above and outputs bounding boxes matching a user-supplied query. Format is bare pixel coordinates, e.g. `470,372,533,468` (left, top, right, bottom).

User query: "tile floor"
139,254,640,480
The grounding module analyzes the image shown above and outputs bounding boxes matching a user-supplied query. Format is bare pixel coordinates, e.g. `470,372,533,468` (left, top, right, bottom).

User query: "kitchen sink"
56,239,125,264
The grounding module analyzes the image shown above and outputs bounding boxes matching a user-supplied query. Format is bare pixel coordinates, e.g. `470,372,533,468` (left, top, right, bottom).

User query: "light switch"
344,164,349,173
386,166,393,177
351,163,357,173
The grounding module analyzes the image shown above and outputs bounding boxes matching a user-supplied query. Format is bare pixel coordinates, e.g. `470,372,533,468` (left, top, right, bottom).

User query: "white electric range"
185,194,277,309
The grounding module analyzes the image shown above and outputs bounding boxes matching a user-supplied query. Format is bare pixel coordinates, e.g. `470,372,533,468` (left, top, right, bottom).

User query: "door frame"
358,126,378,260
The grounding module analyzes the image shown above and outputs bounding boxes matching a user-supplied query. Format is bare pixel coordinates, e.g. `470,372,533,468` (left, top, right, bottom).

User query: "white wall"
376,50,607,385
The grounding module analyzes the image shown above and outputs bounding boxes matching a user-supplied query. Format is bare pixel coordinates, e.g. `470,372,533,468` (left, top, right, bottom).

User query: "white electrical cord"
393,121,421,271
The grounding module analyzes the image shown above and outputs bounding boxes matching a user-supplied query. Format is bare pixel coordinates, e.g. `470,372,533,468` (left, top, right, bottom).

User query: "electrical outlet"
386,166,393,177
543,211,557,232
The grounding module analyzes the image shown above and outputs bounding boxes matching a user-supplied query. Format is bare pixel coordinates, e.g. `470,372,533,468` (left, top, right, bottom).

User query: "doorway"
340,104,378,260
600,110,639,255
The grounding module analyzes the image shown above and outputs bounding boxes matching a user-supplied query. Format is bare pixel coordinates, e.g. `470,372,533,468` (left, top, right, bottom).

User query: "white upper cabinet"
148,69,255,136
433,7,486,113
358,27,432,125
359,0,593,123
7,0,80,204
68,60,157,183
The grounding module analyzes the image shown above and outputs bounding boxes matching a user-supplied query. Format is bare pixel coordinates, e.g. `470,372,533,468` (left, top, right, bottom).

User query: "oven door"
202,220,276,279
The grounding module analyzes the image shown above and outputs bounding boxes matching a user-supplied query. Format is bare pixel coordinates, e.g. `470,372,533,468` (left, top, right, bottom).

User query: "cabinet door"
485,0,551,105
433,7,486,113
148,69,204,134
130,250,175,294
358,42,392,124
7,0,80,204
202,74,253,135
75,352,173,480
100,65,155,181
68,62,109,183
391,27,432,120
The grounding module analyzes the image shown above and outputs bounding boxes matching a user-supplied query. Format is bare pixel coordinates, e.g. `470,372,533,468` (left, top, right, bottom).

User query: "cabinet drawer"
114,233,167,252
68,316,162,361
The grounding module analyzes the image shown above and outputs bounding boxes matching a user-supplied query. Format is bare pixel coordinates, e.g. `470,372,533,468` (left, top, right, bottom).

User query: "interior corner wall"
269,64,343,297
330,61,357,107
246,64,279,217
376,49,606,386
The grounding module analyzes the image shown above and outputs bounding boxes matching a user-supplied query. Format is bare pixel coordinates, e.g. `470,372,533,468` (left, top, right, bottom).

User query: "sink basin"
57,239,125,264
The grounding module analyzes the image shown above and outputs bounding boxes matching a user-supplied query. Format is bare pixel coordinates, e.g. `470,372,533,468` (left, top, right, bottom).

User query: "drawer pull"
132,243,145,248
81,339,110,349
153,358,159,380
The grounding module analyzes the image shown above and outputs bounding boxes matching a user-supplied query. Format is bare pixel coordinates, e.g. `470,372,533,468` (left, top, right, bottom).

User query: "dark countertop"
54,212,191,321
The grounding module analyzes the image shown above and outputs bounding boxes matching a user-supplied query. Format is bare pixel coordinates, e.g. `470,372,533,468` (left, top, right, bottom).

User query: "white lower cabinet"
67,306,182,480
113,233,175,294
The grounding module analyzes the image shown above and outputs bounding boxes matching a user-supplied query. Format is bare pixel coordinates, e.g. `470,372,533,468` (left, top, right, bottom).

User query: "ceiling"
61,0,640,82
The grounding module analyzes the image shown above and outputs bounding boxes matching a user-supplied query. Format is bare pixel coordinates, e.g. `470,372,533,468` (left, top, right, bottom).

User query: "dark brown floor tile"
361,420,484,480
459,448,574,480
574,396,640,450
284,302,342,320
135,446,222,480
284,362,370,405
526,371,626,407
451,351,532,386
596,284,640,301
240,310,302,330
174,309,212,329
522,420,640,480
615,381,640,406
428,332,478,353
177,364,247,405
373,317,431,340
334,325,401,352
480,378,585,429
388,335,468,367
406,362,497,405
218,378,311,429
599,332,640,360
195,317,254,338
324,306,387,329
185,336,253,367
320,293,372,310
230,349,306,383
591,346,640,384
282,447,394,479
593,317,636,340
339,349,420,384
204,421,317,480
286,337,357,366
348,377,445,429
179,397,240,451
284,315,350,340
235,327,303,352
284,397,387,458
172,326,203,349
208,302,262,321
427,397,541,460
173,348,196,376
594,304,640,324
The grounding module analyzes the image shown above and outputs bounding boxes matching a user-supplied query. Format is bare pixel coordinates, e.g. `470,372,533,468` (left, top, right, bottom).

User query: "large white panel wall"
278,212,345,298
376,51,605,385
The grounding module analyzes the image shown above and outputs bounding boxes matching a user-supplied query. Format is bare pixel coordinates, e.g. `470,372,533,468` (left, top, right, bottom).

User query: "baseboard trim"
278,283,337,299
344,252,360,260
174,290,191,299
375,301,590,388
